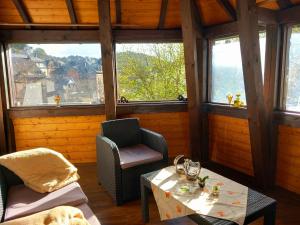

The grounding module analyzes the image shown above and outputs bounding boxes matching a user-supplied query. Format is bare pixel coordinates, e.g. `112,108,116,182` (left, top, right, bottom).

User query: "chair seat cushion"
119,144,163,169
4,182,88,221
77,204,101,225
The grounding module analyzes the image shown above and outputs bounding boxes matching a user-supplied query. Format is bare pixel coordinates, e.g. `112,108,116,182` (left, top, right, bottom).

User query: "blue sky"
28,43,168,58
29,44,101,58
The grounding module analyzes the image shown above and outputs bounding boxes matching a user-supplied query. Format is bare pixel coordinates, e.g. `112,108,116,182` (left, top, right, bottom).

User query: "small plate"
174,183,198,196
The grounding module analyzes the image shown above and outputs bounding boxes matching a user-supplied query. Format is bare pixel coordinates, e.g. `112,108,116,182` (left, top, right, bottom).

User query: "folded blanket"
2,206,90,225
0,148,79,193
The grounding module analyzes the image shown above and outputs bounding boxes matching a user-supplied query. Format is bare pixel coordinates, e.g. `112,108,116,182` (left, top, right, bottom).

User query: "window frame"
207,31,266,107
5,42,105,109
279,23,300,114
207,34,248,106
114,41,188,105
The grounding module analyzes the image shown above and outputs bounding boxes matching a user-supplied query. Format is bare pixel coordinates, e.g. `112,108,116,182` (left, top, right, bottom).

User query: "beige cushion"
119,144,163,169
1,206,90,225
0,148,79,193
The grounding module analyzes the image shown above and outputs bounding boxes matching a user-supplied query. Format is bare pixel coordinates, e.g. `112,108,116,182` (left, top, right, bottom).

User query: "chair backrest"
0,165,23,222
101,118,141,148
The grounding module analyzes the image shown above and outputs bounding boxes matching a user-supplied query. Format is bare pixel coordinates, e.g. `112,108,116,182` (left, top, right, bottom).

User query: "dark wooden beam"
113,29,182,42
116,102,187,115
191,0,203,34
0,29,182,43
98,0,117,120
256,7,277,24
274,111,300,128
203,103,248,119
158,0,168,29
65,0,77,24
0,45,8,155
11,0,31,29
237,0,270,188
277,0,293,9
180,0,208,162
8,105,105,119
263,24,281,187
204,21,239,39
217,0,237,20
115,0,121,27
0,30,99,42
277,5,300,24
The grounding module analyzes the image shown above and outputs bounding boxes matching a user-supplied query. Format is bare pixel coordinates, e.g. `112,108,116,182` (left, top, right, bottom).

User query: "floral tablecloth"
150,166,248,225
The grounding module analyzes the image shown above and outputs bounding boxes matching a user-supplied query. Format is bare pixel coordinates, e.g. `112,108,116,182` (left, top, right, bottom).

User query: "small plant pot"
198,182,206,189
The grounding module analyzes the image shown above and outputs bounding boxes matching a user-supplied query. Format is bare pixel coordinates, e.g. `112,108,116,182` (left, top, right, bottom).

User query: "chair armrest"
140,128,168,161
96,135,120,164
96,135,122,204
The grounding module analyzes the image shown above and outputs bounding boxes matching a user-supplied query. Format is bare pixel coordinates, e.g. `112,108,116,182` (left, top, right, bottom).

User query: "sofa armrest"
140,128,168,161
96,135,122,204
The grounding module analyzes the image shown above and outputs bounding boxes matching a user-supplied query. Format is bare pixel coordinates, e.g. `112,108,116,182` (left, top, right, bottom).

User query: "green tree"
116,43,186,101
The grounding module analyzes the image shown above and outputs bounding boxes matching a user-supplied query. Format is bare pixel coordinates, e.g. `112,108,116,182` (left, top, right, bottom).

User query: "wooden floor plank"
77,163,300,225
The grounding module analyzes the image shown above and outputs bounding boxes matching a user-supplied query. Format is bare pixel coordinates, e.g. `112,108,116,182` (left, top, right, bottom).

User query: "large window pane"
8,43,103,107
211,33,266,104
285,25,300,112
116,43,187,102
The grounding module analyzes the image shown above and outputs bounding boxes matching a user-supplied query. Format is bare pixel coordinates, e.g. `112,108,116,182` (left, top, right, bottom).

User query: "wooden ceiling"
0,0,300,29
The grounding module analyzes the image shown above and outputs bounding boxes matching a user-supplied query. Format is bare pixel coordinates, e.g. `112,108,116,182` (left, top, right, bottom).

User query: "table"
141,170,277,225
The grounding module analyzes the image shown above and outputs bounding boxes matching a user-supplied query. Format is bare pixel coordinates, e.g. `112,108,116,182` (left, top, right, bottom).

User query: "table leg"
264,204,276,225
141,178,150,223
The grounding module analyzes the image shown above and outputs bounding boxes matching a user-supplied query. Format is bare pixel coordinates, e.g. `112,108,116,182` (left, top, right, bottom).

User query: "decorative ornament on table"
233,93,244,108
183,159,201,181
197,176,209,188
54,95,61,107
174,155,185,175
212,185,220,197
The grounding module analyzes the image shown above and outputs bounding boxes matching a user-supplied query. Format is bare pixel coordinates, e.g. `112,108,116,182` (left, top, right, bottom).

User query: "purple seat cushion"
77,204,101,225
119,144,163,169
4,182,88,221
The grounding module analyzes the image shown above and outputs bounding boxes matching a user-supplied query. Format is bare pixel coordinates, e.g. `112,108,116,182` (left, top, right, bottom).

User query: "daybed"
0,165,100,225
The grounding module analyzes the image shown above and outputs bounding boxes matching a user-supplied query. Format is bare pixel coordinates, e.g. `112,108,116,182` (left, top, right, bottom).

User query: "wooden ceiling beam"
11,0,31,28
179,0,208,162
217,0,237,21
237,0,270,189
277,5,300,24
192,0,203,34
277,0,293,9
98,0,117,120
116,0,121,25
65,0,77,24
158,0,168,29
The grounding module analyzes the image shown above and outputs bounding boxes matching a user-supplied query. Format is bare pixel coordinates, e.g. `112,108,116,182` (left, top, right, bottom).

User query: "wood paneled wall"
13,112,190,163
277,125,300,194
208,115,300,195
12,112,300,194
13,115,105,163
118,112,190,158
209,114,254,176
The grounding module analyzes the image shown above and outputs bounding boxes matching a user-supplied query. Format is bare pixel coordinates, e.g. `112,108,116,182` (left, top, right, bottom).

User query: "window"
285,25,300,112
8,43,103,107
115,43,187,102
210,33,266,104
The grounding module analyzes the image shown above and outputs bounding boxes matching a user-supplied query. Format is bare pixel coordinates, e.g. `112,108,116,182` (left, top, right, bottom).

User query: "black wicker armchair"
96,118,168,205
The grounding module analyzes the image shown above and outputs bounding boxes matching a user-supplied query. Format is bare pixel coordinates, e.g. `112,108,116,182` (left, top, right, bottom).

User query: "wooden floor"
77,163,300,225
